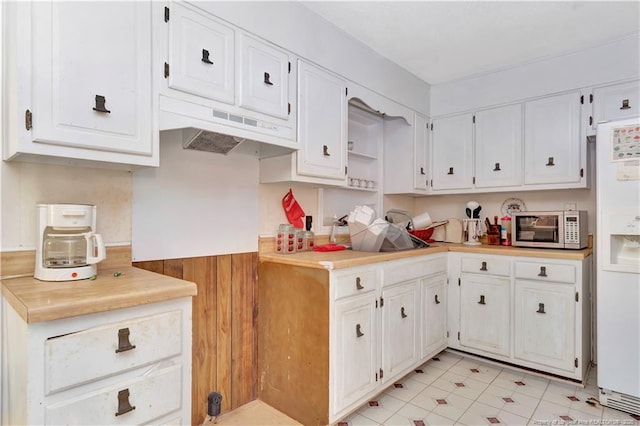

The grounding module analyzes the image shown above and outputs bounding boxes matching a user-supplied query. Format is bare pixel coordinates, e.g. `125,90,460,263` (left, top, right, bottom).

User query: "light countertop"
1,266,197,324
259,243,593,270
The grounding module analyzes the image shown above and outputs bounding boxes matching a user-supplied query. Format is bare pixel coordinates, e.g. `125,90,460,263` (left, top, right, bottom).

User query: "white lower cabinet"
449,253,591,382
459,274,511,357
1,297,193,425
421,274,447,358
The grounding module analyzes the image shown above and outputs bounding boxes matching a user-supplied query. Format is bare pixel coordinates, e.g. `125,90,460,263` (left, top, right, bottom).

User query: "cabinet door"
474,104,523,188
31,2,153,155
333,293,378,413
514,280,575,371
238,33,290,119
414,113,430,191
460,275,510,356
592,80,640,125
382,281,419,381
297,60,347,180
167,1,234,104
524,92,582,185
421,274,447,358
431,113,474,190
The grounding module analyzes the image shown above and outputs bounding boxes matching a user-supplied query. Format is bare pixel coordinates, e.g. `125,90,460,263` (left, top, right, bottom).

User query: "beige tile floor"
214,351,640,426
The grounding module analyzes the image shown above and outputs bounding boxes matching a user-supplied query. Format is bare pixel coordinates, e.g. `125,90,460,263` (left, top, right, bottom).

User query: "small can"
276,224,295,254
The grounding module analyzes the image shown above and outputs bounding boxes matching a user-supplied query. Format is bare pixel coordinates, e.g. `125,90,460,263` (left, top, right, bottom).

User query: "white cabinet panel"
382,281,419,380
414,113,431,191
514,280,575,371
297,60,347,180
31,1,154,157
474,104,523,188
167,1,234,104
592,80,640,126
421,274,447,358
460,275,510,357
431,113,474,190
524,92,582,185
333,293,378,413
238,33,290,119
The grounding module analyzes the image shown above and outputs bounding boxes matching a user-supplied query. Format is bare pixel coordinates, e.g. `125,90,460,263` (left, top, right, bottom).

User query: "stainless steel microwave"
511,211,588,249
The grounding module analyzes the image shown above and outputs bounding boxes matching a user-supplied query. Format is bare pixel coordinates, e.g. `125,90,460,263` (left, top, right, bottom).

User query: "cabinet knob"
323,145,330,157
356,323,364,338
434,294,440,305
493,163,501,171
480,261,488,271
545,157,555,166
201,49,214,65
114,388,136,417
420,167,426,175
620,99,631,110
447,167,454,175
400,306,408,318
263,72,274,86
538,266,547,277
478,295,486,305
92,95,111,114
115,327,136,353
536,303,546,314
356,277,364,290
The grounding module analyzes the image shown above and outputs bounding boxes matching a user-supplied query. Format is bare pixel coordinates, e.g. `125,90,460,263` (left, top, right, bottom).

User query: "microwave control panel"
564,215,580,244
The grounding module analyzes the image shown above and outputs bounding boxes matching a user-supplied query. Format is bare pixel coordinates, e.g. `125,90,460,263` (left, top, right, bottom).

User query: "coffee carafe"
35,204,106,281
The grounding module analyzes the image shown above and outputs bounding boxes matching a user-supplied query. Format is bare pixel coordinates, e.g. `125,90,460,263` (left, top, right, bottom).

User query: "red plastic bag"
282,188,305,228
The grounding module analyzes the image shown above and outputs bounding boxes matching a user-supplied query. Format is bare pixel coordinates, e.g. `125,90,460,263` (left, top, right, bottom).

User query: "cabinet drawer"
461,257,511,277
515,261,575,283
334,269,377,300
383,255,447,286
46,310,182,394
44,364,182,425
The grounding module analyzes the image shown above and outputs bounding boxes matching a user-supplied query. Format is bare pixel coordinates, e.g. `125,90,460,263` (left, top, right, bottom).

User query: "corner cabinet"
257,253,448,425
1,297,193,425
260,60,347,185
448,252,592,383
3,1,157,168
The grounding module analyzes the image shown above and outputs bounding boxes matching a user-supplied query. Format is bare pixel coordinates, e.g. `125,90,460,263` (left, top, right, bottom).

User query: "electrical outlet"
208,391,222,417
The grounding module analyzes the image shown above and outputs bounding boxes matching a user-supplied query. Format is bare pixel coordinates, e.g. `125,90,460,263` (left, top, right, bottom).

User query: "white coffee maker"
35,204,106,281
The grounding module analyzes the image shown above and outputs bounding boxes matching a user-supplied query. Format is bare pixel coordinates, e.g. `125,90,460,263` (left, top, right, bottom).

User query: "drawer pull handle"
264,71,274,86
546,157,555,166
478,295,486,305
323,144,330,156
434,294,440,305
538,266,547,277
447,167,454,175
356,277,364,290
420,167,426,175
536,303,546,314
356,323,364,338
92,95,110,114
493,162,501,171
201,48,213,65
115,327,136,353
115,388,136,417
620,99,631,110
401,307,408,318
480,261,488,271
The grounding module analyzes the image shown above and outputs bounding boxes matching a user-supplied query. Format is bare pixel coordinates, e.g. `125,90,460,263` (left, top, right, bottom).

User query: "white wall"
431,35,640,117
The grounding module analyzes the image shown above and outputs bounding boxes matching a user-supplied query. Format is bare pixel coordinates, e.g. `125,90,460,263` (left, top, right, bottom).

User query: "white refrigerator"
596,118,640,415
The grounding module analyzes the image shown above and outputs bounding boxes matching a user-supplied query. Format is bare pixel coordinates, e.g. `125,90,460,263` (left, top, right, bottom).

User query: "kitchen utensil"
35,204,106,281
465,201,482,219
413,212,433,229
408,220,448,242
463,218,482,245
385,209,413,230
282,188,305,228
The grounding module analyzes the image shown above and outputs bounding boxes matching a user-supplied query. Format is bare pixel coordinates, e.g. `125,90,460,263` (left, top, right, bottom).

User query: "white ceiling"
301,1,640,85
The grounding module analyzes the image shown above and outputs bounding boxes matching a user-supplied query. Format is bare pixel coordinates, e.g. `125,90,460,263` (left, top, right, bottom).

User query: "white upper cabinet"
474,104,523,188
4,1,157,167
524,92,583,186
297,60,347,180
167,1,234,104
238,33,291,120
431,113,474,190
414,114,431,192
592,80,640,125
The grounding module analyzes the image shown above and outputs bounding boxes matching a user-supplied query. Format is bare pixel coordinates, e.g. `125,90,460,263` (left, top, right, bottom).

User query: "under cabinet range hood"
158,96,299,155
